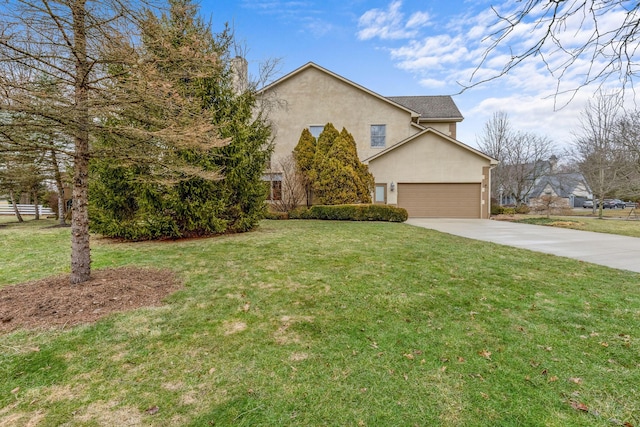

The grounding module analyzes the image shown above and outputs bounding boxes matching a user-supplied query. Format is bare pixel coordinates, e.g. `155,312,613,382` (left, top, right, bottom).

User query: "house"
497,156,592,208
529,172,592,208
258,62,497,218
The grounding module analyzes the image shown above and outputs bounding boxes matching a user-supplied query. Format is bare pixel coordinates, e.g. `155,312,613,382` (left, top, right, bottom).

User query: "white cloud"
419,78,446,88
406,11,430,29
357,0,637,149
302,18,334,38
357,1,430,41
464,91,592,148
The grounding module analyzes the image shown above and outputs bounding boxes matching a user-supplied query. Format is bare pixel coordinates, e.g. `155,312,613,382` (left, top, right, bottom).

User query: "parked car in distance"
582,200,593,208
600,199,626,209
612,199,626,208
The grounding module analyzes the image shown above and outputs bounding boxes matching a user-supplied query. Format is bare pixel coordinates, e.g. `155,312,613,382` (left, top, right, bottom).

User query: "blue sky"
202,0,631,151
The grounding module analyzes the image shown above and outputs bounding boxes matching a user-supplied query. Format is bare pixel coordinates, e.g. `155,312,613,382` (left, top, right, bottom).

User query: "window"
268,180,282,201
309,125,324,138
374,184,386,204
264,173,282,201
371,124,386,148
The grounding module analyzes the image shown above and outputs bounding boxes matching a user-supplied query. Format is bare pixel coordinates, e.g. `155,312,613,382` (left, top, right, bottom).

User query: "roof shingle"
387,96,463,121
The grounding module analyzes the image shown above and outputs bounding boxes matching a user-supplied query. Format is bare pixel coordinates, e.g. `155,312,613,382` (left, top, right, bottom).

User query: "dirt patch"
0,267,182,334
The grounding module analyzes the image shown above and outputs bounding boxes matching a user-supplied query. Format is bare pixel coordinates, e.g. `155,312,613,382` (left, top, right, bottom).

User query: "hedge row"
287,204,408,222
491,204,531,215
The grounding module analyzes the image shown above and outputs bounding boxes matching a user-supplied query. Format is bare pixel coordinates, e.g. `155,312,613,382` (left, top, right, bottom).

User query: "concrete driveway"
406,218,640,273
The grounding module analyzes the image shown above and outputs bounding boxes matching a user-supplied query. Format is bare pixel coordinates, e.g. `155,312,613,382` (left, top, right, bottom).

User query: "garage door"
397,183,481,218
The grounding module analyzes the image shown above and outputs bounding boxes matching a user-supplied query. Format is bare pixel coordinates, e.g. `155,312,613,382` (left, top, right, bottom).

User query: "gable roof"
364,127,498,165
531,172,590,198
259,62,460,122
387,96,463,122
259,62,418,119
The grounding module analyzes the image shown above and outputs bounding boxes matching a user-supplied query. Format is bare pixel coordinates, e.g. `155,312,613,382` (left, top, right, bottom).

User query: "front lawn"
1,219,639,426
514,215,640,238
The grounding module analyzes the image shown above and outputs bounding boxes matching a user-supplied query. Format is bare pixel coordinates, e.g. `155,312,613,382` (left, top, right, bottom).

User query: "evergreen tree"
90,0,272,240
339,128,374,203
314,123,339,166
293,128,316,205
303,123,374,205
314,135,360,204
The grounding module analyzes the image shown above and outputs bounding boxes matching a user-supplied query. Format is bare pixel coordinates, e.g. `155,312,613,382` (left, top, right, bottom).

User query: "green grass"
514,215,640,238
1,219,640,426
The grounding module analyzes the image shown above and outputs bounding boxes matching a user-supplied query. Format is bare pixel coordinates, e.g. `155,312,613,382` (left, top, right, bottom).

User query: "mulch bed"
0,267,182,334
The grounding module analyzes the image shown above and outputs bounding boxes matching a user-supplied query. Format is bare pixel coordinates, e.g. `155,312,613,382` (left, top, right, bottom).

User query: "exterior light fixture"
390,182,395,191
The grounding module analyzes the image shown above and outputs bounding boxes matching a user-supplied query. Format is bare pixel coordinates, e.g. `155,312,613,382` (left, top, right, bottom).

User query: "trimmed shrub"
288,206,311,219
491,204,521,215
264,211,289,220
288,204,407,222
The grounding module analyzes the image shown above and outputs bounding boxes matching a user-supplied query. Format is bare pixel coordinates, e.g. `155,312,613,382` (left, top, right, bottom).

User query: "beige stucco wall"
419,122,451,136
262,66,421,170
368,131,492,206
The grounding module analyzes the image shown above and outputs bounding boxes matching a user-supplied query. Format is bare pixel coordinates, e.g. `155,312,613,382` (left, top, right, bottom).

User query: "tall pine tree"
293,128,316,206
90,0,272,240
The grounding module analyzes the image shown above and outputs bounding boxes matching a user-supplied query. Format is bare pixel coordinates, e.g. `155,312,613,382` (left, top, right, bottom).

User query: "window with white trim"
371,124,386,148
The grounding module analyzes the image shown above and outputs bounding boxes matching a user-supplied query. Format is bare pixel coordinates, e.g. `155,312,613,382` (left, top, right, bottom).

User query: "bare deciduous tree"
503,132,555,206
270,155,305,213
615,111,640,196
470,1,640,98
477,112,555,206
476,111,511,204
530,194,571,218
572,91,633,218
0,0,225,284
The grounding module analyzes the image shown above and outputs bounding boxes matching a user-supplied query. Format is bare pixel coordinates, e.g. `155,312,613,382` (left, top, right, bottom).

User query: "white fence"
0,203,55,216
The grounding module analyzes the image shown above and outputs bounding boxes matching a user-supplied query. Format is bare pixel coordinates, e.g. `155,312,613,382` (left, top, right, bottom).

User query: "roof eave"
365,127,498,164
418,117,464,123
258,62,421,117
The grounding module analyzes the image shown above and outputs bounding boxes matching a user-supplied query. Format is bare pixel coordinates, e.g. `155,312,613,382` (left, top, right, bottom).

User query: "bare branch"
463,1,640,100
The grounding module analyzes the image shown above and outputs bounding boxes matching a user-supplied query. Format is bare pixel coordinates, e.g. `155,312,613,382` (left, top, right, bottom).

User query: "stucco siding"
420,122,450,135
263,67,418,169
369,133,489,203
259,63,496,218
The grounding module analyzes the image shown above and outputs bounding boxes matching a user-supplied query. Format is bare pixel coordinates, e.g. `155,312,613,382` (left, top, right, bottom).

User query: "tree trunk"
9,189,24,223
70,0,91,285
597,168,604,219
50,150,66,225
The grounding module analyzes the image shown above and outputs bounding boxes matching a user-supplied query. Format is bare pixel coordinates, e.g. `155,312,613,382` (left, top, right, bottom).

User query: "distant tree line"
478,91,640,218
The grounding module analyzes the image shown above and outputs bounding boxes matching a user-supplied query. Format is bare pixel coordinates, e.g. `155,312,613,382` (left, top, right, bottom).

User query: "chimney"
231,56,248,95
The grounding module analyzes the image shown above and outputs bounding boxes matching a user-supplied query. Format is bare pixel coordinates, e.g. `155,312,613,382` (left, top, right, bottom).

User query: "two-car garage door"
397,183,481,218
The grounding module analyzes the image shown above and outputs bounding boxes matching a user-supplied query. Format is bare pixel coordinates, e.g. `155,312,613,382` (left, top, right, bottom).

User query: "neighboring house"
258,62,497,218
529,172,592,208
498,156,592,208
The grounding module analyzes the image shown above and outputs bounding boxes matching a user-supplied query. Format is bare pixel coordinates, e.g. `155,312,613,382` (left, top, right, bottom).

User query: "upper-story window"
371,124,386,148
309,125,324,139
